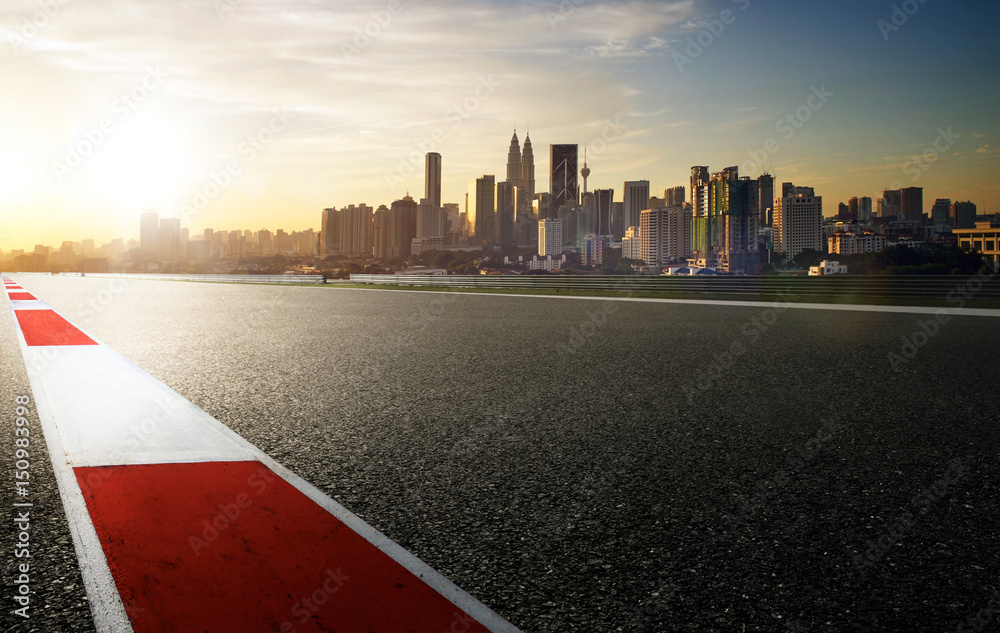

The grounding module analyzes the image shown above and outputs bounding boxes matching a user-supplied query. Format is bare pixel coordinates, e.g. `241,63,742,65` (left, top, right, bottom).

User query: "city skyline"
2,0,998,249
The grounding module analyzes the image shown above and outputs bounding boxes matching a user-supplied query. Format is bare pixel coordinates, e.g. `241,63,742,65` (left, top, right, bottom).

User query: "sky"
1,0,998,250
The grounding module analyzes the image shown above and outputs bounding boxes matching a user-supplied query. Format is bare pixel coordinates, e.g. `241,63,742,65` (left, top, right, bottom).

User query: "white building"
539,218,563,256
621,226,641,261
809,260,847,275
506,254,567,271
639,206,692,267
774,186,823,260
581,234,606,266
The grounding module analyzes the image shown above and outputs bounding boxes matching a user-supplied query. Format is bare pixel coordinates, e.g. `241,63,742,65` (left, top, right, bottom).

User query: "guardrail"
348,273,1000,300
18,272,327,285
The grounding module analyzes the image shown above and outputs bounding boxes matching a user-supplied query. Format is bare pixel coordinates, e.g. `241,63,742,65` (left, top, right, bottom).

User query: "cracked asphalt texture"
1,274,998,632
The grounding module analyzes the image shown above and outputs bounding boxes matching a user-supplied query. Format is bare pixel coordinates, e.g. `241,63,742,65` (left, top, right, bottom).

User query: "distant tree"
753,262,777,275
792,248,824,270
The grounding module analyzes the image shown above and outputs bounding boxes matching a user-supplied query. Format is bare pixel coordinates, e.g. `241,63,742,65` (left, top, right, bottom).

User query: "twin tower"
505,130,536,211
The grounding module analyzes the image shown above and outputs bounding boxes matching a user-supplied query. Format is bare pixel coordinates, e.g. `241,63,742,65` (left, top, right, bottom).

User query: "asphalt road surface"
2,275,999,632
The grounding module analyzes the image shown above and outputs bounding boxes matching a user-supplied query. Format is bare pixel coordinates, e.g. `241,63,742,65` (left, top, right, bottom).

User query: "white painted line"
333,286,1000,317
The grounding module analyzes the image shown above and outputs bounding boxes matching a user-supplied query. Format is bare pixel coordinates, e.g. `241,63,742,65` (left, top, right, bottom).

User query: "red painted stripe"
8,292,36,301
75,461,492,633
7,286,23,290
14,310,98,346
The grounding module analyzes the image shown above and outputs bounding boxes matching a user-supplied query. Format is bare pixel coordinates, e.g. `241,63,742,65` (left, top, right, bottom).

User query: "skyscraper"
521,132,535,212
757,173,774,226
495,181,515,247
468,175,496,246
389,195,418,258
424,153,441,209
665,186,685,208
774,184,823,260
691,166,710,217
549,144,578,213
321,207,339,255
340,204,374,257
140,210,159,252
623,180,650,230
899,187,924,223
539,218,563,256
592,188,614,236
506,131,522,191
640,205,692,267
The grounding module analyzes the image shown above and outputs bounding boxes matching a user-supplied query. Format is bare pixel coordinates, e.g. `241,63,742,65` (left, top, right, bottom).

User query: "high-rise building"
592,188,614,236
899,187,924,223
951,201,977,229
416,198,446,239
549,144,578,214
665,186,685,208
140,210,159,252
931,199,952,226
521,132,535,214
858,196,873,221
539,218,563,256
425,153,441,209
691,166,710,216
757,174,774,227
495,181,516,247
640,205,692,268
611,201,625,240
389,195,418,258
373,206,390,259
623,180,650,232
506,131,522,191
881,189,902,218
340,204,374,256
774,184,823,261
621,226,641,261
695,171,758,273
158,217,181,257
581,234,606,266
468,175,496,246
321,207,339,255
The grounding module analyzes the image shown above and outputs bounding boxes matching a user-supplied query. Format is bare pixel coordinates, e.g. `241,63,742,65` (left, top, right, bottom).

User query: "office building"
757,174,774,227
140,211,159,252
495,181,516,247
931,199,952,227
900,187,924,223
425,153,441,208
592,188,614,236
549,144,578,213
623,180,651,231
340,204,374,257
951,201,977,229
581,234,606,266
640,205,692,268
665,186,685,208
774,184,823,260
954,220,1000,271
539,218,563,256
468,175,496,246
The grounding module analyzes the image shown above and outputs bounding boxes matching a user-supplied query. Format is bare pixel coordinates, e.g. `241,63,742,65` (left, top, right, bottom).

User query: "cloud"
976,144,990,154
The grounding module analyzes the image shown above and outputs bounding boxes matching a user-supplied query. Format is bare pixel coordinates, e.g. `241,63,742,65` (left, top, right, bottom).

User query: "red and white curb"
4,276,521,633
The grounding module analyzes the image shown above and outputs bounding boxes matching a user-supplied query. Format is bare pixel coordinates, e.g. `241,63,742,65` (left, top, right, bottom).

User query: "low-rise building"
954,220,1000,271
809,260,847,276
